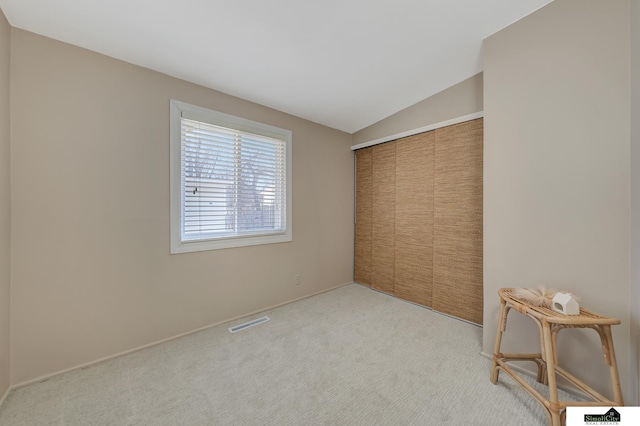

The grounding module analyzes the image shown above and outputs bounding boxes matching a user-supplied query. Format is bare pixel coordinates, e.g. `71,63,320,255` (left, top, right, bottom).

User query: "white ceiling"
0,0,551,133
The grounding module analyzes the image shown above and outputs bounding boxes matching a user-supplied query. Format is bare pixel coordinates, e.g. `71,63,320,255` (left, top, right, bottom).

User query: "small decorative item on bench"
512,286,557,308
551,292,580,315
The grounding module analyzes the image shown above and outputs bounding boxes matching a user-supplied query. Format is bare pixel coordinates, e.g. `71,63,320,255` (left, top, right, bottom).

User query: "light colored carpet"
0,284,571,425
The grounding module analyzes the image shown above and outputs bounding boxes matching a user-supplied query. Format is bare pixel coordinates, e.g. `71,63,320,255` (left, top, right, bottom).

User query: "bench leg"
491,298,509,384
601,325,623,405
542,319,561,426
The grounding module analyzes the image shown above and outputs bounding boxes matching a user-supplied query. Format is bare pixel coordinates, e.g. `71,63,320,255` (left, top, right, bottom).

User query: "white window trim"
170,100,293,254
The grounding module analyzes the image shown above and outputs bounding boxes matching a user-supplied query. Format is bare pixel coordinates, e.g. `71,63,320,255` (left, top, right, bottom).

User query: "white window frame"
170,100,292,254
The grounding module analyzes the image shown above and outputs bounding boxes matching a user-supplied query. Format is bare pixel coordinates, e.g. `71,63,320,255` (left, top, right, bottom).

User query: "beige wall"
484,0,632,400
352,73,483,145
0,8,10,399
631,0,640,405
9,29,354,384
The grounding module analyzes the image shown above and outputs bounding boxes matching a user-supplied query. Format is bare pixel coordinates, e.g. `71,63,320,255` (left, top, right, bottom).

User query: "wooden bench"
491,288,623,426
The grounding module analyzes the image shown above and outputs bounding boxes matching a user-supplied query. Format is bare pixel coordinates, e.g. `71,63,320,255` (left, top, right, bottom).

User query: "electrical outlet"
295,275,301,285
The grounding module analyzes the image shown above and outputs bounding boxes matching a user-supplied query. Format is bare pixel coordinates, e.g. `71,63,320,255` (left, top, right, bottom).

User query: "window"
170,100,292,253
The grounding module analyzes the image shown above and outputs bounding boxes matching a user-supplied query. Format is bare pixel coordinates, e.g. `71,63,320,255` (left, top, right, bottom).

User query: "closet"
354,118,483,325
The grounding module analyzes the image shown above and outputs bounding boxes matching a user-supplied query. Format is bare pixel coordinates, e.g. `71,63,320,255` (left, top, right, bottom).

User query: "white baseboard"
12,281,354,391
0,385,10,408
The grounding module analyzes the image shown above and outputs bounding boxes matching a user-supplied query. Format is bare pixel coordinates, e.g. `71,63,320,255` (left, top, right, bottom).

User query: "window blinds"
180,118,287,242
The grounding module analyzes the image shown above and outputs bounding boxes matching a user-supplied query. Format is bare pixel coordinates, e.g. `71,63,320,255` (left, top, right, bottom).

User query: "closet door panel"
354,148,373,286
433,119,483,324
371,142,396,294
394,132,434,306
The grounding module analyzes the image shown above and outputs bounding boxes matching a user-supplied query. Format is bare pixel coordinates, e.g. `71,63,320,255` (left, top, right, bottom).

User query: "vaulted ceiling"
0,0,552,133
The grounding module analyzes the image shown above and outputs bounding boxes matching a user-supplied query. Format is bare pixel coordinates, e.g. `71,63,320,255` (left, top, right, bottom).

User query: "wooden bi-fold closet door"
353,118,483,325
371,142,396,294
432,119,483,324
394,132,434,307
354,148,373,286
